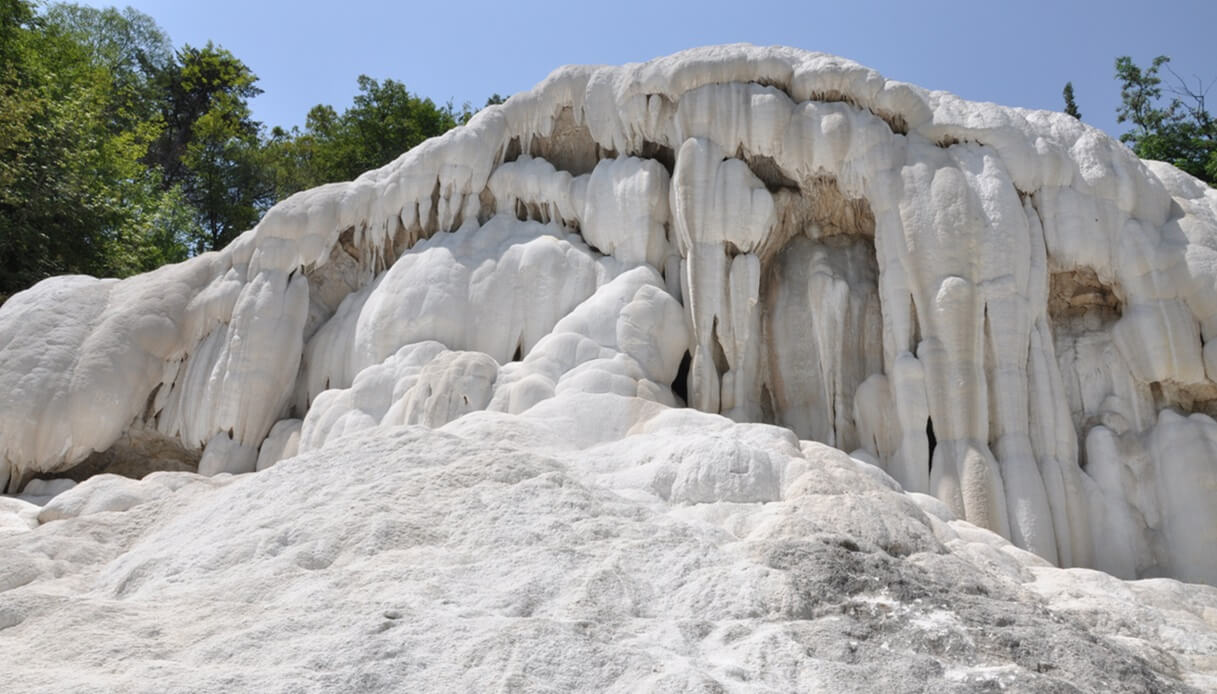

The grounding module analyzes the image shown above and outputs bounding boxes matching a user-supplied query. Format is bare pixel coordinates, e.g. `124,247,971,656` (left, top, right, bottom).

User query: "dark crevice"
709,319,730,378
502,136,522,164
983,302,996,452
477,187,496,225
672,351,692,405
392,211,412,256
753,77,793,95
448,196,465,231
141,384,163,421
804,88,908,135
870,108,909,136
48,429,202,484
806,89,860,109
835,537,862,553
926,417,937,472
737,149,801,193
760,383,775,423
337,227,359,260
935,135,988,150
423,179,441,238
1149,381,1165,409
504,196,583,232
638,141,675,174
525,106,603,176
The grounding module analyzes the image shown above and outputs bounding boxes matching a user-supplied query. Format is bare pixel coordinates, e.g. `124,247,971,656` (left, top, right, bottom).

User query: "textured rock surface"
2,44,1217,690
3,409,1217,692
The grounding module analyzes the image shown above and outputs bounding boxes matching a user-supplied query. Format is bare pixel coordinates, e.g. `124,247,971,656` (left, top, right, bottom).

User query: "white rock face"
2,44,1217,686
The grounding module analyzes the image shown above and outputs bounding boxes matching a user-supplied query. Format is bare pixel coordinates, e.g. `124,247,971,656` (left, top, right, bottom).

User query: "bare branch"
1164,64,1211,126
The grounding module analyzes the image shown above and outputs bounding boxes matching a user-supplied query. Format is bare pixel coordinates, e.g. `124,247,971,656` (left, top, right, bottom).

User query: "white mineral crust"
3,44,1217,691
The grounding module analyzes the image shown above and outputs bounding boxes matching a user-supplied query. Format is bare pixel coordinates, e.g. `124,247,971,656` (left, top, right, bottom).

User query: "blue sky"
78,0,1216,142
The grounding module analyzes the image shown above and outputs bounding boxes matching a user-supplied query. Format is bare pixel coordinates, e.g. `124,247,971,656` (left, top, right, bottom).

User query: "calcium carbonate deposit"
3,45,1217,692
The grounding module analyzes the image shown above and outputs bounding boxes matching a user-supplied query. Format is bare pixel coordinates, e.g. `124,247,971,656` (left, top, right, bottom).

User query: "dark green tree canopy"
263,76,474,200
158,43,268,252
153,42,262,186
1062,81,1081,120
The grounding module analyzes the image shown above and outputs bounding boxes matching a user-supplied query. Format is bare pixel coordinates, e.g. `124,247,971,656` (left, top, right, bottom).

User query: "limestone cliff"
3,45,1217,589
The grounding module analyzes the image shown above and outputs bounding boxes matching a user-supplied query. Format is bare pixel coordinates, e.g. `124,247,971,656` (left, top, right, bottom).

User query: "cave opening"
759,173,882,450
672,351,692,405
32,428,203,489
524,106,604,176
637,141,676,174
737,150,801,193
502,136,522,164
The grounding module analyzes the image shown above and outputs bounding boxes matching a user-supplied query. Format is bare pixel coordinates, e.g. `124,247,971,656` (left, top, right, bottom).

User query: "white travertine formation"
2,44,1217,590
5,401,1217,691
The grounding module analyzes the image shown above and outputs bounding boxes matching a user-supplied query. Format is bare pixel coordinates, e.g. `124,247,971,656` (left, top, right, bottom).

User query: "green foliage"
0,0,188,298
181,100,270,252
264,76,472,199
43,3,171,129
154,43,270,252
1115,55,1217,185
1062,81,1081,120
152,42,262,185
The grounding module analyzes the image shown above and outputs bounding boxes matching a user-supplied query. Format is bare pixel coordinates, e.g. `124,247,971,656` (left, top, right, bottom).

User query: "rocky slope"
4,406,1217,692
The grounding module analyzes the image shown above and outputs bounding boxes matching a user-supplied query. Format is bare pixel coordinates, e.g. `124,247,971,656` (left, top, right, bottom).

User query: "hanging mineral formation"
2,45,1216,585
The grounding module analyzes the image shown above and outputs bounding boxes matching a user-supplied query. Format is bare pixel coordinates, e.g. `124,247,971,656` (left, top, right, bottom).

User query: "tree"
264,76,470,199
153,42,270,252
152,42,262,185
1115,55,1217,184
1116,56,1169,141
181,99,270,251
0,0,191,299
1062,81,1081,119
333,75,464,179
43,3,172,130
